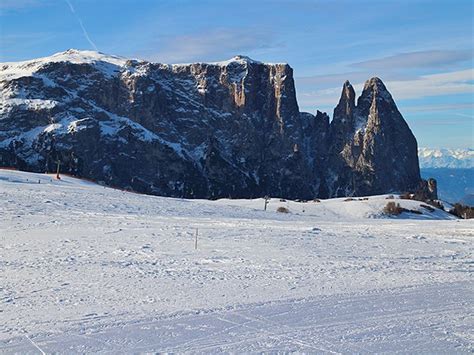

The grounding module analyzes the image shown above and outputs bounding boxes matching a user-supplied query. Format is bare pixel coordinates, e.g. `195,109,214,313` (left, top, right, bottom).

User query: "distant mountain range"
418,148,473,169
418,148,473,204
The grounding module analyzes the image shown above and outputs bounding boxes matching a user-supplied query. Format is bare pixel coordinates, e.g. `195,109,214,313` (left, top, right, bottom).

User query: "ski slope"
1,170,473,353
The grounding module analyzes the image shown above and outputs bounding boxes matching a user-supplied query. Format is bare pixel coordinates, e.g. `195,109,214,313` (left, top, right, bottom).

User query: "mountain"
418,148,474,203
0,49,421,199
418,148,473,169
326,79,420,197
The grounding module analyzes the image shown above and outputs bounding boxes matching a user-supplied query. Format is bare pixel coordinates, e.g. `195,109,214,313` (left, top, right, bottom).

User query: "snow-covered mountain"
418,148,474,203
418,147,474,169
1,49,421,199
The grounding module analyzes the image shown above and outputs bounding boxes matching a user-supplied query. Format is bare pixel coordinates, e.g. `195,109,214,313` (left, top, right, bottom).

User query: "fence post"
56,160,61,180
195,228,198,250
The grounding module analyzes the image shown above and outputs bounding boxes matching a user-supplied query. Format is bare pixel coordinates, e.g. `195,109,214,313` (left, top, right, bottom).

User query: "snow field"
0,170,472,353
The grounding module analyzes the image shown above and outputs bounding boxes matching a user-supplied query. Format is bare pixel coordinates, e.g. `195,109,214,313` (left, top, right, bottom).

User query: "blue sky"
1,0,473,148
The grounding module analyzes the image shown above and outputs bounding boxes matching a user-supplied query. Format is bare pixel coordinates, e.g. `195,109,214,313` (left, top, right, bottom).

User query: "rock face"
0,50,421,199
326,78,421,197
414,178,438,201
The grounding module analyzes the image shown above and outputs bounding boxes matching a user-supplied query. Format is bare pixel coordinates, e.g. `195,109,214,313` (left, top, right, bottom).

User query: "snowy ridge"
0,49,129,81
0,169,455,221
172,55,287,67
210,54,263,66
1,50,282,81
418,147,474,168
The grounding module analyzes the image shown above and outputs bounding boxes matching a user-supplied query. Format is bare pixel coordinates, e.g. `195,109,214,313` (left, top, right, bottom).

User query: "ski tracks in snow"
2,281,472,353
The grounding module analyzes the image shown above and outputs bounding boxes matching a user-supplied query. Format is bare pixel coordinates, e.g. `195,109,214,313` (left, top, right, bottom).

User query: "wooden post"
195,228,198,250
264,196,269,211
56,160,61,180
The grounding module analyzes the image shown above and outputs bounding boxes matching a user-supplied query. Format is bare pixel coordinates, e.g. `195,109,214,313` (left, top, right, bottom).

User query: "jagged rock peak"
334,79,356,119
328,76,421,198
340,80,356,103
364,76,385,88
363,77,391,95
358,76,394,106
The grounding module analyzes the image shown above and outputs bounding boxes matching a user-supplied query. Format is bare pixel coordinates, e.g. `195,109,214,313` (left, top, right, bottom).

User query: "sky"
1,0,473,149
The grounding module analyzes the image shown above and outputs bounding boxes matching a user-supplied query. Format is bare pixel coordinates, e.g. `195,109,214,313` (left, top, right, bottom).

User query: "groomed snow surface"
1,170,473,353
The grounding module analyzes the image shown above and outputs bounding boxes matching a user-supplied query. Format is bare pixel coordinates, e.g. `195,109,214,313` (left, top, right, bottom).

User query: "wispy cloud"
142,28,278,64
297,69,474,110
381,69,474,100
64,0,98,51
455,113,474,118
410,116,473,126
352,50,473,70
297,49,473,90
401,103,473,113
295,47,474,113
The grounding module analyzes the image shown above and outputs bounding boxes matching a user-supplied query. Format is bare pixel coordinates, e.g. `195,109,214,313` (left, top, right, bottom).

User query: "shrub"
384,201,403,215
385,195,394,199
397,188,446,212
313,198,321,203
449,203,474,219
426,199,444,210
344,198,355,202
276,206,290,213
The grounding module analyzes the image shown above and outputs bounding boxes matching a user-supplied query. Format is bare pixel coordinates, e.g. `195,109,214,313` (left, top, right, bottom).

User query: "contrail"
64,0,98,51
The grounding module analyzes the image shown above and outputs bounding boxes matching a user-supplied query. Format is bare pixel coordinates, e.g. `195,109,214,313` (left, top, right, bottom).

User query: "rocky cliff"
326,78,421,197
0,50,420,198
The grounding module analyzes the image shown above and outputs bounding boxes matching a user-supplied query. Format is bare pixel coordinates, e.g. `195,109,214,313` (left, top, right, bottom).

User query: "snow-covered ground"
1,170,473,353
